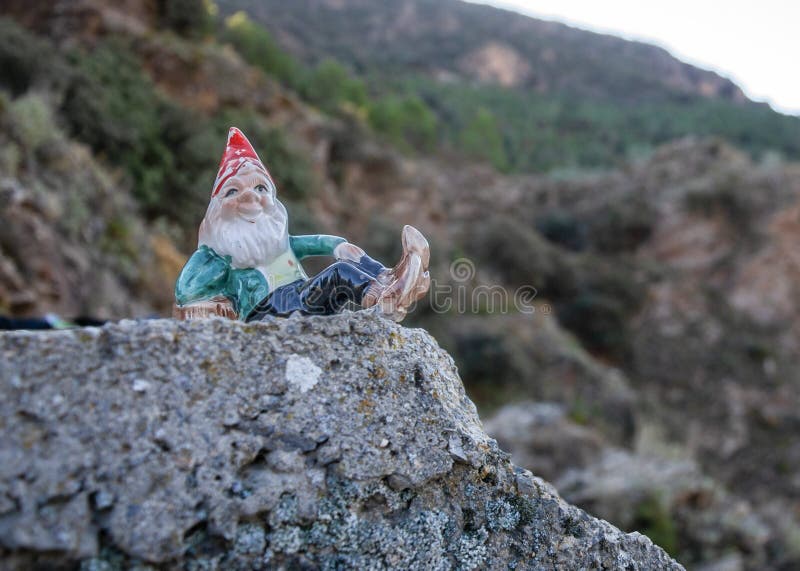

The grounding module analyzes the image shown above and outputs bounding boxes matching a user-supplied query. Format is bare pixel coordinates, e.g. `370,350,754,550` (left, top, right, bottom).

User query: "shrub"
367,96,438,152
0,144,20,178
555,258,645,359
0,18,73,98
283,201,319,237
535,209,587,251
221,11,302,87
459,108,508,170
386,75,800,173
632,495,679,558
468,214,575,295
58,41,215,231
587,196,657,253
300,59,367,113
556,292,630,357
158,0,213,38
61,41,164,165
683,175,759,234
7,93,60,154
450,328,528,408
469,213,644,359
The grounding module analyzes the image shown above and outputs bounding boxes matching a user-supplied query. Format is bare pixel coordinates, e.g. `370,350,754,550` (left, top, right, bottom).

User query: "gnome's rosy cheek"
254,183,275,208
220,194,240,216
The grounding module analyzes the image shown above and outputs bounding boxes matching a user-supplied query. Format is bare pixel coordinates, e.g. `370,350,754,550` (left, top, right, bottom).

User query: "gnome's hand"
333,242,366,263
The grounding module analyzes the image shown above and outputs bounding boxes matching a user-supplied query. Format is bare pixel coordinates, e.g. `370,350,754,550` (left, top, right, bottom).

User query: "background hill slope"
218,0,800,172
220,0,743,103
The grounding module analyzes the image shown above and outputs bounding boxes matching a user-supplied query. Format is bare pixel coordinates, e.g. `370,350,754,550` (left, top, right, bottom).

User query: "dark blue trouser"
246,255,385,321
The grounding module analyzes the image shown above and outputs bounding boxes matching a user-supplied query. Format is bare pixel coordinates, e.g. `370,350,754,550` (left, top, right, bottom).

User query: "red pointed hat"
211,127,273,197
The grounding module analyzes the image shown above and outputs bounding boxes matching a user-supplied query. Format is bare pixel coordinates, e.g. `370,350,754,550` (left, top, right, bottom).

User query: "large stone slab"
0,313,683,569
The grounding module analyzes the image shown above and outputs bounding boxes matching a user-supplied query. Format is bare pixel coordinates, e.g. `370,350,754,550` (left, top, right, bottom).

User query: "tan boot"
363,225,431,321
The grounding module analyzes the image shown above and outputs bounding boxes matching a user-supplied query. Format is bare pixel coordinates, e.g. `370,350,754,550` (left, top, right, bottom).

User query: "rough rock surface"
0,313,682,570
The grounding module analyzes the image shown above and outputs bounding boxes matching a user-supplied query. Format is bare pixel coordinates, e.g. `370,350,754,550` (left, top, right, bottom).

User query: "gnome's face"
199,161,290,270
214,161,277,223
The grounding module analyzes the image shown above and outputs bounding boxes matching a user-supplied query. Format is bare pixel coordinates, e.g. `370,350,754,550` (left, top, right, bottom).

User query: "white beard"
198,200,289,271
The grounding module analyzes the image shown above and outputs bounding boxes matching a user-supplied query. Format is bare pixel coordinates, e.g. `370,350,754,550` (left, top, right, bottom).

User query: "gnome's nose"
238,190,259,204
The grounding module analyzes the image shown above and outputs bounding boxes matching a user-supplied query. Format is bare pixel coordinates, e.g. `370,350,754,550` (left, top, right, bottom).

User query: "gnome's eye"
255,184,268,193
225,188,238,198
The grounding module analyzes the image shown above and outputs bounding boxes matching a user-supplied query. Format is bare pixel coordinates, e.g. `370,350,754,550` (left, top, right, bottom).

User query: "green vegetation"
222,10,370,113
62,41,174,210
587,197,657,254
459,108,508,170
450,327,530,408
0,19,319,241
6,93,60,155
196,6,800,174
469,215,572,292
469,214,645,359
632,495,679,557
0,14,668,359
683,173,762,236
367,96,437,152
220,11,301,87
219,11,433,150
535,210,587,252
0,18,69,96
393,76,800,172
158,0,214,38
216,0,800,172
301,59,367,113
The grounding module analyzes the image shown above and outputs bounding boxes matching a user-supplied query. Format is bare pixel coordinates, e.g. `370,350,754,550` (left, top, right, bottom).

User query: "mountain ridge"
218,0,748,105
214,0,800,173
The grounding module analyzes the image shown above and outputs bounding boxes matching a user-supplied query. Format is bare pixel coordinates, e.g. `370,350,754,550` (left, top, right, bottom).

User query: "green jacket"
175,234,346,319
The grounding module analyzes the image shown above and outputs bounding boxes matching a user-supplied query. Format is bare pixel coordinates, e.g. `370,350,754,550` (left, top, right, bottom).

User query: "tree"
159,0,213,38
459,108,507,170
367,96,437,151
301,59,367,113
222,11,300,87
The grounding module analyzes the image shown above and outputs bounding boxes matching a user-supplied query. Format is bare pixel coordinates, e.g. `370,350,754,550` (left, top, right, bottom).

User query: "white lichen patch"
285,354,322,393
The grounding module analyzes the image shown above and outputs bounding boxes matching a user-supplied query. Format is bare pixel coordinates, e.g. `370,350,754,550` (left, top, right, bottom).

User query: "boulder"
485,402,774,569
0,313,682,569
483,401,606,482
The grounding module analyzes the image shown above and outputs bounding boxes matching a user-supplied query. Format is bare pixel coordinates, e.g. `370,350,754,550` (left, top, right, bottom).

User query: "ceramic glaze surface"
174,127,430,321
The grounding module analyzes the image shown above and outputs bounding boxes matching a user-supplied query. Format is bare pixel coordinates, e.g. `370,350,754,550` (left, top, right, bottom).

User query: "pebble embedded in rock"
132,379,150,392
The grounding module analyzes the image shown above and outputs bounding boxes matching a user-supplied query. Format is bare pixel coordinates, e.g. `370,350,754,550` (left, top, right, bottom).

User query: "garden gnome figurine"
174,127,430,322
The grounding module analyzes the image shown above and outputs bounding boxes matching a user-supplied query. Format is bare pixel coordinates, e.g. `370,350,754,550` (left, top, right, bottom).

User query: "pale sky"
470,0,800,115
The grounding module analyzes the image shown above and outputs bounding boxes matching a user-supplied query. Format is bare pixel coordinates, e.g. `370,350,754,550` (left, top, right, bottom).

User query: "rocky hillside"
0,314,682,570
220,0,743,103
217,0,800,172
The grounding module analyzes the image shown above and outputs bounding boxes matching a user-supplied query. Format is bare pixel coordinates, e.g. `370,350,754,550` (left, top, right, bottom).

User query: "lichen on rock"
0,313,683,569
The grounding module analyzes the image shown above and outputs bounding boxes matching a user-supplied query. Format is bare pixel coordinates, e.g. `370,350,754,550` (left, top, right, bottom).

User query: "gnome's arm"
289,235,347,259
175,245,230,307
290,234,386,278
